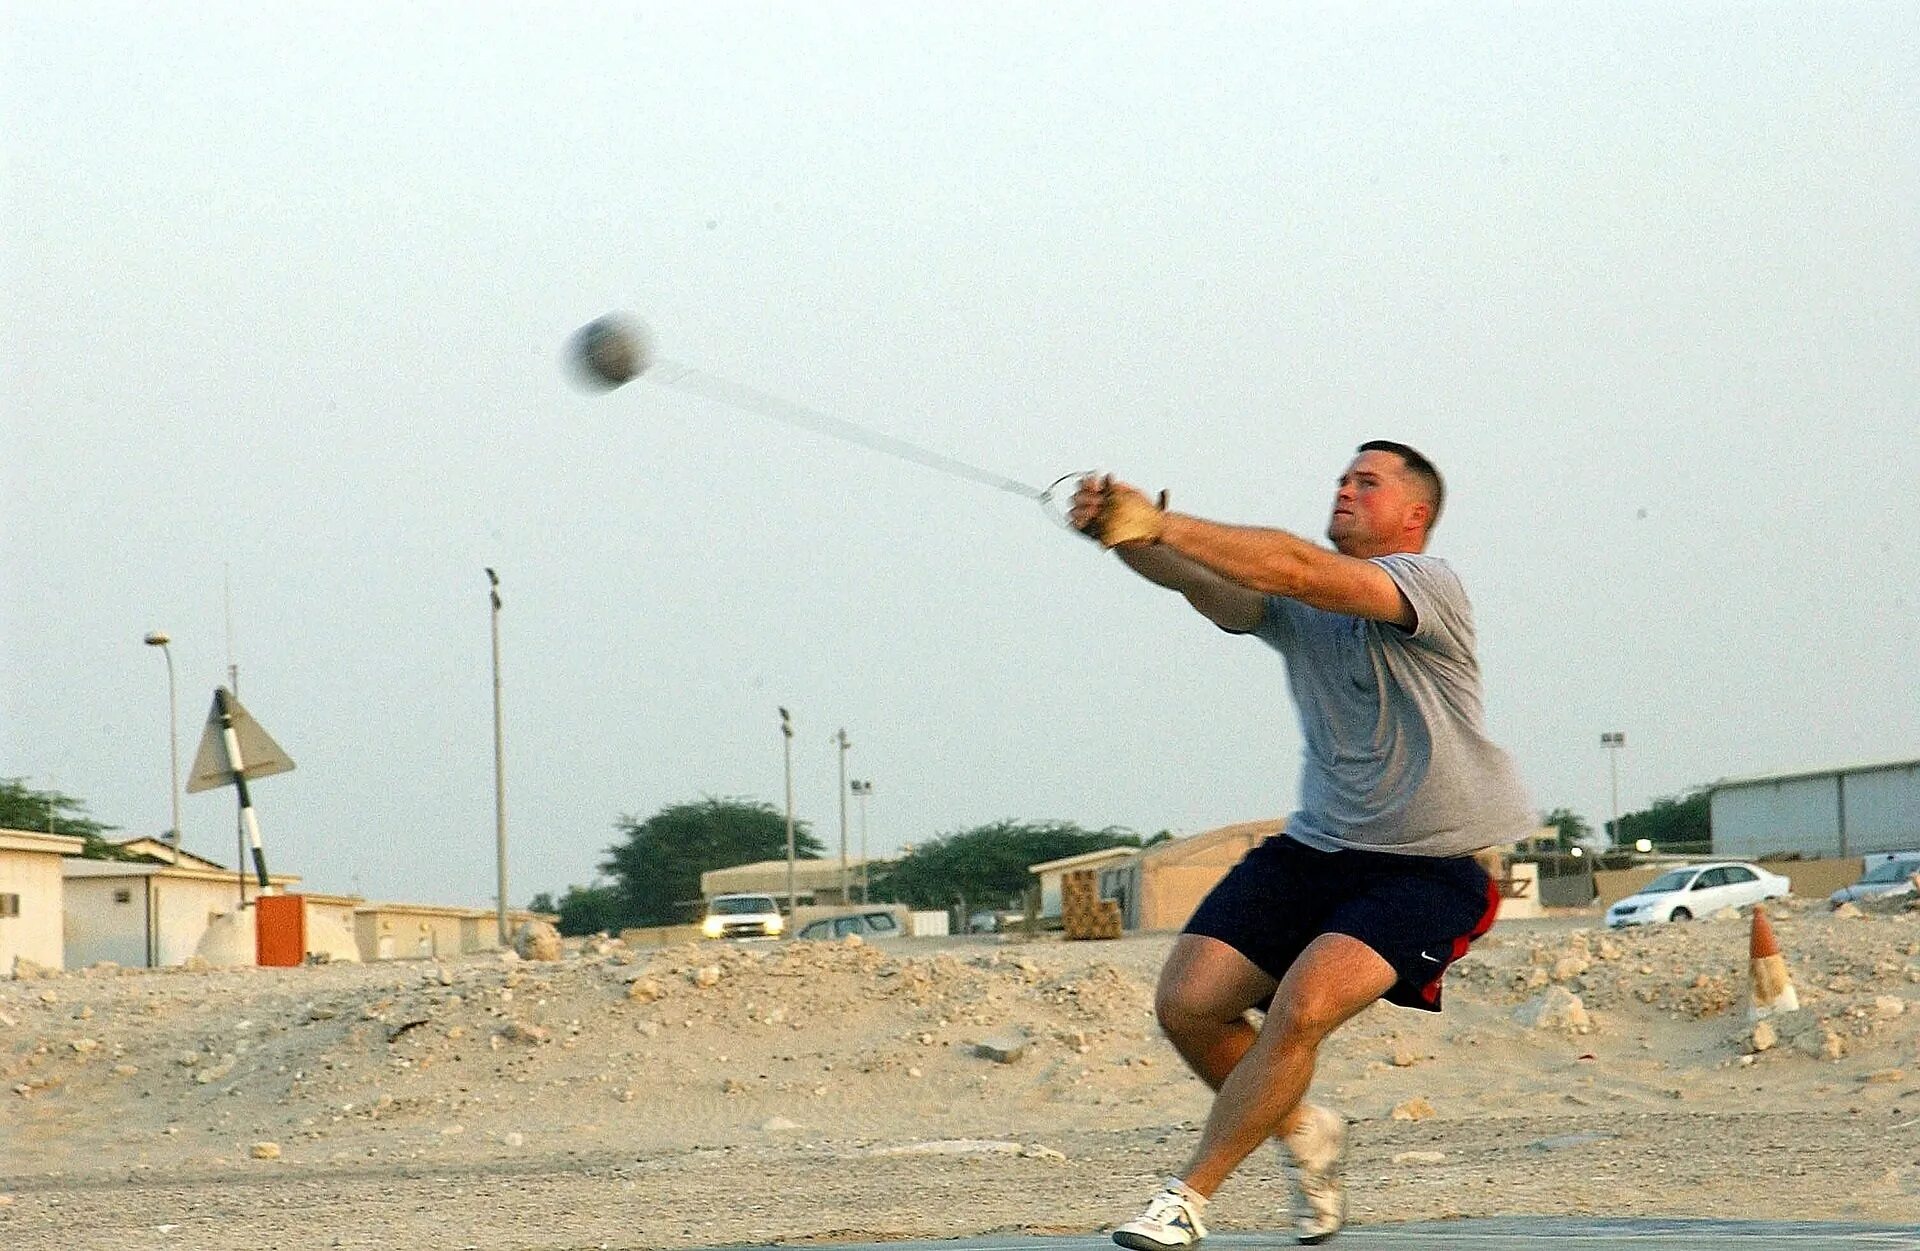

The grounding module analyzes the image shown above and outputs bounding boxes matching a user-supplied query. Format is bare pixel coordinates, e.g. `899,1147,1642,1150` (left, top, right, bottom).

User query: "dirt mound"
3,914,1917,1248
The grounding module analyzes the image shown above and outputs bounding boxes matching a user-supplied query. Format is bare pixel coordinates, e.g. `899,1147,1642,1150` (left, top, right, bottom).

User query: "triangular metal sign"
186,688,296,793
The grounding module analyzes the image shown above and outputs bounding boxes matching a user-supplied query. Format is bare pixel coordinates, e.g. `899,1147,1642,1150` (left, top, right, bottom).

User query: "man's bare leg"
1172,933,1396,1197
1153,934,1273,1086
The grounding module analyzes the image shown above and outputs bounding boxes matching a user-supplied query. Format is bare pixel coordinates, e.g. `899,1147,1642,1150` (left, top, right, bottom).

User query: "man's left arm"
1082,475,1415,627
1155,513,1414,627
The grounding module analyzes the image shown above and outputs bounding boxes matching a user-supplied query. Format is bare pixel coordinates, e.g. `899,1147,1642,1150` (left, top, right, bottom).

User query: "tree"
1541,807,1593,851
601,797,824,927
0,778,127,859
875,819,1143,923
1615,788,1711,852
535,884,626,936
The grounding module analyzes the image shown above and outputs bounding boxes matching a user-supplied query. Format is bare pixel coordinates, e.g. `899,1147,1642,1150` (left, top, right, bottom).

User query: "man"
1071,442,1533,1247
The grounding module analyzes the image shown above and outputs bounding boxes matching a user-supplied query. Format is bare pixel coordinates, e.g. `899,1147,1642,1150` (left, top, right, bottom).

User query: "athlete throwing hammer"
1073,442,1533,1247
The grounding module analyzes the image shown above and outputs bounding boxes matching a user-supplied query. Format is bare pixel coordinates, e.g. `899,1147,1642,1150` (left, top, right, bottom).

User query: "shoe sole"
1113,1231,1196,1251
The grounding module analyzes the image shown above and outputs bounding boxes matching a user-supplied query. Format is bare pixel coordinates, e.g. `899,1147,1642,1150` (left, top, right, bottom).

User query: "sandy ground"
3,901,1919,1251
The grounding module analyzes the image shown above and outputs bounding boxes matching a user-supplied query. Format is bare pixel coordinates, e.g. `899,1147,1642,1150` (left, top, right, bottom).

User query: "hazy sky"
4,3,1916,907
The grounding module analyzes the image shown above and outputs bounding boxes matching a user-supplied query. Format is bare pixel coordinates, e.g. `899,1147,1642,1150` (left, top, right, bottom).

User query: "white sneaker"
1281,1104,1347,1245
1112,1178,1209,1251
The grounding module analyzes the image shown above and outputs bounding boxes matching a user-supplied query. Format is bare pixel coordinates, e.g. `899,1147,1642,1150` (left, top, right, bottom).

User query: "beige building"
699,857,882,907
1,827,88,972
351,903,546,961
1104,819,1285,932
63,856,302,969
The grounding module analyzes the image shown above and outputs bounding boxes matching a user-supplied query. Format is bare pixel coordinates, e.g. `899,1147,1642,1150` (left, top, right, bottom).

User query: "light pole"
142,631,181,858
780,708,796,916
834,728,850,903
1601,731,1625,850
850,779,873,903
487,569,508,946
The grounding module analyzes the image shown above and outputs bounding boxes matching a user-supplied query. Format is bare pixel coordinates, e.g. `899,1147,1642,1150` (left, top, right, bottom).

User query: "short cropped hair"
1357,440,1444,531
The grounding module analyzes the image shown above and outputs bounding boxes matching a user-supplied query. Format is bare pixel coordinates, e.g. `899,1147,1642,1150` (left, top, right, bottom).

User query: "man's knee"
1154,977,1245,1041
1153,978,1206,1037
1266,943,1398,1044
1265,983,1357,1046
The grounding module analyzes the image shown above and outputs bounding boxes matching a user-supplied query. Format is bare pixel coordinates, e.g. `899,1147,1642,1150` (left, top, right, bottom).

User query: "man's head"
1326,440,1444,556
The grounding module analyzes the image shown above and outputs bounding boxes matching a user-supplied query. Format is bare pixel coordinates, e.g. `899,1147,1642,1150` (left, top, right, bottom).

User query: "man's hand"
1071,474,1168,547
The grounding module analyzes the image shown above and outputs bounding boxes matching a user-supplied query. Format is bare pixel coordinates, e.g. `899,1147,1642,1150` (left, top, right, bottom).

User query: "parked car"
1605,861,1790,929
701,893,784,940
1828,855,1920,908
795,910,903,942
966,910,1027,934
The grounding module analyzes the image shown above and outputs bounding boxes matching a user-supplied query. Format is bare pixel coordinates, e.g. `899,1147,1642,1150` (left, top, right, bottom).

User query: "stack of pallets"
1062,869,1123,941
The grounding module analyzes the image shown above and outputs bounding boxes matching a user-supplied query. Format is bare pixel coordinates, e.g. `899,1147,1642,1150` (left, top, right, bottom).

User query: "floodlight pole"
834,729,851,903
1601,732,1625,850
780,708,796,916
850,779,873,903
488,568,508,946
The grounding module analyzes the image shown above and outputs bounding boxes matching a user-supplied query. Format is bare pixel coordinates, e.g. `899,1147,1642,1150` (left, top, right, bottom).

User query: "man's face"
1326,450,1425,555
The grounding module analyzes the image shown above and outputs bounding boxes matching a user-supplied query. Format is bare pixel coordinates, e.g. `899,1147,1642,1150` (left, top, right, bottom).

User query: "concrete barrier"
618,924,703,947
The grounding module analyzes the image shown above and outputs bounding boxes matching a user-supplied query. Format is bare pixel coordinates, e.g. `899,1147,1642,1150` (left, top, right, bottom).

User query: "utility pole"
226,566,244,904
834,728,850,903
142,631,181,858
488,569,508,946
780,708,796,916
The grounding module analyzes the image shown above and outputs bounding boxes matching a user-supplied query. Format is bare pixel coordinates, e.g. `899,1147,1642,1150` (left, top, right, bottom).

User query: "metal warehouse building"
1710,757,1920,860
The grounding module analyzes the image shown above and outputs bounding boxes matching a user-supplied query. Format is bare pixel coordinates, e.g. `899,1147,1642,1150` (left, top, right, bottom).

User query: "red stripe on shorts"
1415,872,1503,1007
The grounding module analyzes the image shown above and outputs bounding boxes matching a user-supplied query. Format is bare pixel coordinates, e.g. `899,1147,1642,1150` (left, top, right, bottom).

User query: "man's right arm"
1113,544,1266,633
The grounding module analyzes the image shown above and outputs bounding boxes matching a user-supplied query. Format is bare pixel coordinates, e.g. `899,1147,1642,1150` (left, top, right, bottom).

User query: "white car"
701,893,784,940
1605,861,1791,929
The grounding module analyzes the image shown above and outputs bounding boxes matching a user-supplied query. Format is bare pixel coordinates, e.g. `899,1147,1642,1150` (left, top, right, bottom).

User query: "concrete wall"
1495,861,1543,920
0,844,73,972
302,898,362,962
159,877,245,966
1775,859,1868,902
63,876,154,968
620,924,703,947
64,874,256,969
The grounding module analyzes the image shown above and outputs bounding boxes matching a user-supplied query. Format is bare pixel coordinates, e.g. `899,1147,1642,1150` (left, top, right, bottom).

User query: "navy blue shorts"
1184,835,1499,1012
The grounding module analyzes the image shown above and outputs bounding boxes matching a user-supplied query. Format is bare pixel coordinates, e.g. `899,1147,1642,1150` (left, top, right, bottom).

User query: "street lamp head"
143,631,170,647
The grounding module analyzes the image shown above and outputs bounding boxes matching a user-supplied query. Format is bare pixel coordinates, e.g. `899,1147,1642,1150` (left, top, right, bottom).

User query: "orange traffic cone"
1748,907,1798,1019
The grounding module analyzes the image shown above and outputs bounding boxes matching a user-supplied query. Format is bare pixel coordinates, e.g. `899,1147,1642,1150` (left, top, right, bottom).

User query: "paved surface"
705,1224,1920,1250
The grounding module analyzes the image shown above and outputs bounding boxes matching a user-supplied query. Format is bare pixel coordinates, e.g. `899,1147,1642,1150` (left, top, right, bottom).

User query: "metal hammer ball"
569,315,651,390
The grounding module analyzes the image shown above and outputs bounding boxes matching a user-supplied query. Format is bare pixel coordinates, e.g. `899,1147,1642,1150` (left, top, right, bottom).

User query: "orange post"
255,894,306,967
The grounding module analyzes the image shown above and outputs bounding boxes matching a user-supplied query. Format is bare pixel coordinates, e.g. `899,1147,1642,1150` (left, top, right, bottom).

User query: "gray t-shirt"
1250,552,1534,858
